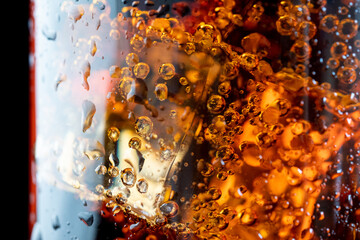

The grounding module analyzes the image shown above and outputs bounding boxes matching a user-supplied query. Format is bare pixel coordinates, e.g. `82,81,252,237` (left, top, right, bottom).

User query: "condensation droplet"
81,100,96,133
51,214,61,230
77,212,94,226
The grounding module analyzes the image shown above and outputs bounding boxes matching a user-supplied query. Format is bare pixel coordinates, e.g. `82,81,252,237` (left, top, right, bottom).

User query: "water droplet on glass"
81,100,96,133
89,39,97,56
51,214,61,230
81,61,91,91
77,212,94,226
68,5,84,22
41,25,57,41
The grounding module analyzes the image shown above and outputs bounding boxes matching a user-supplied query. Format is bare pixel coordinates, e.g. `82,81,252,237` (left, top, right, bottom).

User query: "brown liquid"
31,0,360,239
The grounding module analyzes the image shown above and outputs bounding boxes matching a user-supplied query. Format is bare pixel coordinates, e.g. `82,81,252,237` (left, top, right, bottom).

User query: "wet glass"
29,0,360,239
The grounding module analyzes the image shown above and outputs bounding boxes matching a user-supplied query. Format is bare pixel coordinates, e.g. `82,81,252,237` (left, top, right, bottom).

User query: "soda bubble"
119,77,148,103
238,208,257,225
159,201,179,217
217,81,231,96
95,165,107,175
107,126,120,142
338,18,358,40
95,184,105,194
125,53,139,67
320,14,339,33
108,166,119,178
121,67,133,78
130,34,145,52
121,168,136,187
207,95,226,114
184,42,196,55
128,137,141,150
197,159,214,177
330,41,347,59
154,83,168,101
133,62,150,79
158,63,176,80
239,142,263,167
239,53,259,71
135,116,153,137
179,77,188,86
276,15,296,36
136,178,148,193
290,41,311,62
207,187,222,200
297,21,317,40
160,149,173,161
337,67,356,84
216,145,235,162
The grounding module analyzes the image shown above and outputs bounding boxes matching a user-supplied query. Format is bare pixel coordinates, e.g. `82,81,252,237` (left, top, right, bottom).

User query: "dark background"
5,1,30,239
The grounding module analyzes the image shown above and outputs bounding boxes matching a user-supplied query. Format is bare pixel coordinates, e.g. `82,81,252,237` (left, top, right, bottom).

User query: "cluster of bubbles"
68,0,360,239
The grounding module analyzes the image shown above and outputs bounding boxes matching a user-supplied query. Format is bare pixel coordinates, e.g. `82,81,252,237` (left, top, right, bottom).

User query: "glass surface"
30,0,360,239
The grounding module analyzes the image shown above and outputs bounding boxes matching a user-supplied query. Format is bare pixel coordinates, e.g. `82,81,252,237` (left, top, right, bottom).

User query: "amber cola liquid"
30,0,360,239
